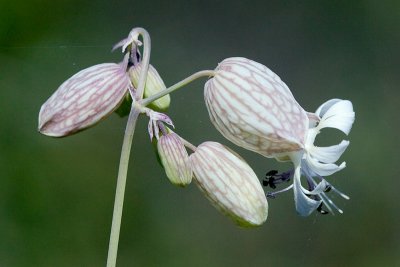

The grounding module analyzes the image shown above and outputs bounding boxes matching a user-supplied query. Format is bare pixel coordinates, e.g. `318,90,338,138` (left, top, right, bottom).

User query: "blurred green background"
1,0,399,266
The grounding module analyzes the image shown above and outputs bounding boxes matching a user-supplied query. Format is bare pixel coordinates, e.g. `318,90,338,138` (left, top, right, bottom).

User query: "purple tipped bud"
190,142,268,227
157,133,192,187
38,63,130,137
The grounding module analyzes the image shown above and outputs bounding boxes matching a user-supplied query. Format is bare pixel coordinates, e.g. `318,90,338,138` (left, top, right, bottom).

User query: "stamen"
307,174,344,215
323,193,343,214
314,175,350,200
310,176,347,214
318,193,335,214
266,184,294,198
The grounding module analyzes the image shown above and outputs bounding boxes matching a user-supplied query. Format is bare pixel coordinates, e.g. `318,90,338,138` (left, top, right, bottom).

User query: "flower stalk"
106,28,151,267
141,70,215,107
106,106,140,267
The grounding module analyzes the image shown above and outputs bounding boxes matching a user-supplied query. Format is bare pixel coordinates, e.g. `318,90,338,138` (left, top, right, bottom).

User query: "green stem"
106,107,140,267
141,70,215,107
106,27,151,267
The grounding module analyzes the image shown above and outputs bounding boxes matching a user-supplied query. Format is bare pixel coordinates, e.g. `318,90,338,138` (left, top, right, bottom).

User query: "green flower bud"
157,132,192,187
129,63,170,111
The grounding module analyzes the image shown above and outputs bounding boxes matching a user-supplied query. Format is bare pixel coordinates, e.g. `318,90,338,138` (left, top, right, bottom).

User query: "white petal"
309,140,350,164
322,100,354,119
305,154,346,176
315,99,341,117
293,168,321,216
318,100,355,135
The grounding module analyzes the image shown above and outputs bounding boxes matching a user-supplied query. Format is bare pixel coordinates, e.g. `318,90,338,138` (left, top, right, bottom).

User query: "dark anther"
266,170,278,177
263,170,278,189
317,203,329,215
263,177,276,189
263,169,292,189
324,185,332,192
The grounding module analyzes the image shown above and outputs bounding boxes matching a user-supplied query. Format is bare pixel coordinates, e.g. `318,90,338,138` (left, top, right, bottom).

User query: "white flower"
190,142,268,227
204,57,355,216
297,99,354,215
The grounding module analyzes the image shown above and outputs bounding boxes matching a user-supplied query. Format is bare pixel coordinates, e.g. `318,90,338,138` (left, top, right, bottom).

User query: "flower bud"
129,63,170,111
38,63,130,137
190,142,268,227
204,57,309,159
157,133,192,187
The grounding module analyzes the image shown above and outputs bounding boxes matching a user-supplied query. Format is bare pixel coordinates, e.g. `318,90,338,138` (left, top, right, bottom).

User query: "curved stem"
141,70,215,106
134,28,151,101
106,27,152,267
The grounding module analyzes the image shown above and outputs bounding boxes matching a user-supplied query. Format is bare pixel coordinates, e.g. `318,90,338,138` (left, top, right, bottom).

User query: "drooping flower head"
204,57,355,216
38,57,131,137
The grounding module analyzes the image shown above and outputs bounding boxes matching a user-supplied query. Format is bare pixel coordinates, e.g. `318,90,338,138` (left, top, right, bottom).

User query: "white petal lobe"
305,154,346,176
317,99,355,135
309,140,350,164
293,166,321,216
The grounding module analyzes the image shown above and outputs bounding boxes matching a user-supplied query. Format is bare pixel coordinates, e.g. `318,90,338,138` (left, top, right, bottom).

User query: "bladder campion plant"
38,27,355,266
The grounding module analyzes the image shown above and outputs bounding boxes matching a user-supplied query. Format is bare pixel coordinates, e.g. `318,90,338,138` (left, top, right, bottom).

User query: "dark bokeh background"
1,0,399,266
